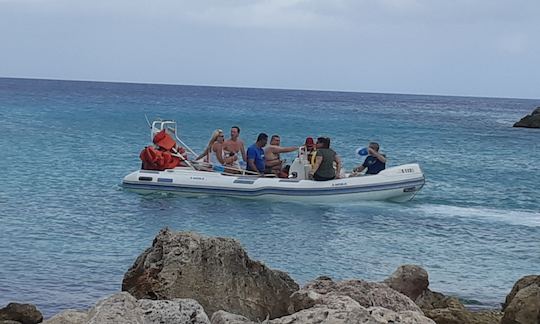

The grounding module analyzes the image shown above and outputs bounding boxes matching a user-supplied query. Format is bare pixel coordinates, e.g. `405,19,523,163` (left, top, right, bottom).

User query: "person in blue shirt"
351,142,386,175
247,133,268,175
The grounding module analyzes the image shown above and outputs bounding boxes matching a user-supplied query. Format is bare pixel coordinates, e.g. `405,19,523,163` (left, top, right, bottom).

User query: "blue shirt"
247,144,265,173
363,155,386,174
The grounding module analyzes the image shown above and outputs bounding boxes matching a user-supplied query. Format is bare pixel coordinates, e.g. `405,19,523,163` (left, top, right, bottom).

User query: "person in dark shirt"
310,137,342,181
246,133,268,175
351,142,386,176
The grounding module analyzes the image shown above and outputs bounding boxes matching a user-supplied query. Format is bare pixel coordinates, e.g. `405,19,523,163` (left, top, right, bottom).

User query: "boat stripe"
140,170,160,174
233,180,256,184
122,178,425,197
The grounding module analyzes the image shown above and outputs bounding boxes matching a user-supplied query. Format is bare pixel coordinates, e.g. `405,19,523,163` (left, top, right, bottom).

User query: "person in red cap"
304,137,317,167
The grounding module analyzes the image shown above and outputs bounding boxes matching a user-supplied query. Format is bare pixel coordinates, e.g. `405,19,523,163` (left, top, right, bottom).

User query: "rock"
502,275,540,310
138,298,210,324
210,310,254,324
43,310,88,324
424,307,503,324
502,279,540,324
368,307,435,323
51,292,211,324
384,264,429,300
0,303,43,324
273,294,434,324
122,228,299,321
415,289,463,310
514,107,540,128
415,286,503,323
213,286,435,323
86,292,144,324
289,276,422,314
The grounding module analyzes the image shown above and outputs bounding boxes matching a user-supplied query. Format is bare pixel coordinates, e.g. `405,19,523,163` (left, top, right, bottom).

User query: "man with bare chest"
223,126,247,168
264,135,298,174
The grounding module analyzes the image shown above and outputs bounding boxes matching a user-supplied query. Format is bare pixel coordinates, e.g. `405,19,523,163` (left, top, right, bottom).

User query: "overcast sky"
1,0,539,98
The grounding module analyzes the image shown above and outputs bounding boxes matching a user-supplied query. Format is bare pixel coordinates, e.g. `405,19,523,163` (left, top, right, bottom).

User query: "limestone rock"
502,275,540,310
514,107,540,128
502,281,540,324
212,293,434,324
51,292,211,324
415,287,502,323
415,290,463,310
384,264,429,300
275,294,433,324
290,276,422,314
210,310,255,324
424,307,502,324
43,310,88,324
368,307,435,324
122,228,299,321
138,298,210,324
86,292,144,324
0,303,43,324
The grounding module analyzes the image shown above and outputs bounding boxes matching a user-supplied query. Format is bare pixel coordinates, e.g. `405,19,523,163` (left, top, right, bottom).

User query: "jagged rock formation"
514,107,540,128
501,275,540,324
122,228,299,321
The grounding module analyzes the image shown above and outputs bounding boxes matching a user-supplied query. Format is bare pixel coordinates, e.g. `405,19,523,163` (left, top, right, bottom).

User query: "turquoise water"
0,78,539,317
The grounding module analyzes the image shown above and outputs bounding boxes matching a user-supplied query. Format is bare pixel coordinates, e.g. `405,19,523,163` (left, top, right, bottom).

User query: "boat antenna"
144,114,152,128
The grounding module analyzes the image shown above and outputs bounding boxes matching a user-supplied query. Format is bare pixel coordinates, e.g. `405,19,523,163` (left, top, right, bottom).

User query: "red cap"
305,137,314,147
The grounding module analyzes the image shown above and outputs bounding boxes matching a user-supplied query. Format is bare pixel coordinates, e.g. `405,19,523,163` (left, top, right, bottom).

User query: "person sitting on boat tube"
195,129,237,168
350,142,386,176
310,137,342,181
264,134,298,175
247,133,268,175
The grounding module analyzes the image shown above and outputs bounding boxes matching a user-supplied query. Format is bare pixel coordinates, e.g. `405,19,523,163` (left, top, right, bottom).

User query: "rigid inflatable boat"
122,120,425,202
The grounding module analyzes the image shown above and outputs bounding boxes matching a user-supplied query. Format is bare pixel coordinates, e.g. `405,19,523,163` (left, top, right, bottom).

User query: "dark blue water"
0,78,539,317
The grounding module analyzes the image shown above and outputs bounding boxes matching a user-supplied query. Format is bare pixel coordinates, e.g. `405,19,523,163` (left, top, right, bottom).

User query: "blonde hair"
206,129,223,152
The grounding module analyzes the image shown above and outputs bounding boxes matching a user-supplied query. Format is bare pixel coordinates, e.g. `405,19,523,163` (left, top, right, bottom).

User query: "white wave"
414,204,540,227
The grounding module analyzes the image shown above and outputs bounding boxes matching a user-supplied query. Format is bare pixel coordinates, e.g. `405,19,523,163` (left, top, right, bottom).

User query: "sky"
1,0,539,99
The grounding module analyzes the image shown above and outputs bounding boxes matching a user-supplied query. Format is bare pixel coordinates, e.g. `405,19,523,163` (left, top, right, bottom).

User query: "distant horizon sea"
1,77,539,318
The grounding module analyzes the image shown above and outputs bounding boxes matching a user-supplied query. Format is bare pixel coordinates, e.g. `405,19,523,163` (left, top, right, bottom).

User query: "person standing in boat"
195,129,237,167
247,133,268,175
223,126,247,168
350,142,386,176
264,134,298,175
310,137,342,181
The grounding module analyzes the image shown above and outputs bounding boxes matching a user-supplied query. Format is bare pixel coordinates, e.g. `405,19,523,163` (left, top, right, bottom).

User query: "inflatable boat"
122,120,425,202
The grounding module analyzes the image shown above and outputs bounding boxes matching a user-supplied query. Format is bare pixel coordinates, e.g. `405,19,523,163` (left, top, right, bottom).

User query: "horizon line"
1,76,539,102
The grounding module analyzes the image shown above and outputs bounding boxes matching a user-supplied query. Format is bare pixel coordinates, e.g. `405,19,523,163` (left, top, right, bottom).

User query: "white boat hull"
122,163,425,203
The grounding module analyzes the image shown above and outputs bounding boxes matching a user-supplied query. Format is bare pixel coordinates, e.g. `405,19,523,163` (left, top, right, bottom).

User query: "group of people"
196,126,386,181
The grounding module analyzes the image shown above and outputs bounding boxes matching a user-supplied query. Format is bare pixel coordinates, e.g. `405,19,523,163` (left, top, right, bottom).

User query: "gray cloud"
1,0,539,98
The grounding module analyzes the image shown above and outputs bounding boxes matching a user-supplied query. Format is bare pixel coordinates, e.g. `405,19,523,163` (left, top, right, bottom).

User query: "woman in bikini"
196,129,237,168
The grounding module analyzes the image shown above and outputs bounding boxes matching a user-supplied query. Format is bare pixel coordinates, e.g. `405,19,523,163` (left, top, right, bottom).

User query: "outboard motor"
288,146,312,180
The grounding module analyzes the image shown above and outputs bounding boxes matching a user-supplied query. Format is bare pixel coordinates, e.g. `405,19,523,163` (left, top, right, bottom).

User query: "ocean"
0,77,538,317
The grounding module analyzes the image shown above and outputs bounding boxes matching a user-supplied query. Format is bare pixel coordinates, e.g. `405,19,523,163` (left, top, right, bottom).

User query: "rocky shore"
514,107,540,128
1,228,538,324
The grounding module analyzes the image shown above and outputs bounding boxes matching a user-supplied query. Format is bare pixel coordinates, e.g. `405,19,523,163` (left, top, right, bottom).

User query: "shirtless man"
264,135,298,174
223,126,246,168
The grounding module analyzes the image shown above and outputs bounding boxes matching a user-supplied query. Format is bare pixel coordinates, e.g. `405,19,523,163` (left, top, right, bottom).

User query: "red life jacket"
153,130,176,151
139,146,181,171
